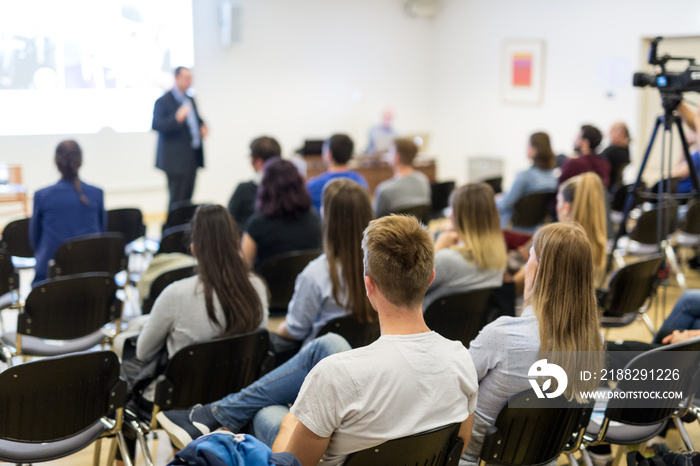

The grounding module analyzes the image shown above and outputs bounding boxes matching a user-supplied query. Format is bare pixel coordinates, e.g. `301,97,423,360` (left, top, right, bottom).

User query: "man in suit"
152,66,207,209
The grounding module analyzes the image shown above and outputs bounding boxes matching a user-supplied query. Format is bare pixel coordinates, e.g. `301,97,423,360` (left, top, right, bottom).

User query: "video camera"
633,37,700,95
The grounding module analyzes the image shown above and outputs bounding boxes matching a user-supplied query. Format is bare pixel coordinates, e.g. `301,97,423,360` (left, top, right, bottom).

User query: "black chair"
610,183,646,223
163,201,201,232
510,191,555,230
394,204,432,225
0,248,18,306
424,287,501,348
257,249,322,315
0,217,35,269
583,336,700,459
0,272,120,358
0,351,132,465
157,224,192,255
344,423,463,466
480,391,593,466
316,315,381,349
431,181,456,218
108,208,147,244
598,254,664,335
626,203,679,250
482,176,503,194
49,232,127,278
141,265,196,314
127,329,272,460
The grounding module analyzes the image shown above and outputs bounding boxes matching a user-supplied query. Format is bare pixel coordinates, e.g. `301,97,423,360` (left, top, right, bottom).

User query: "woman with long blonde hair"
557,172,608,286
461,222,604,465
425,183,507,309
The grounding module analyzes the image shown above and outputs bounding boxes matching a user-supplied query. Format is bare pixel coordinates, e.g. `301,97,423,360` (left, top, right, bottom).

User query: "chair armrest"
445,437,464,466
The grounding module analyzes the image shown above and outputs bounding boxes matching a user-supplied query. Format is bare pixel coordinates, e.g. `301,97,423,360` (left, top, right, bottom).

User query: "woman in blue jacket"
30,140,105,285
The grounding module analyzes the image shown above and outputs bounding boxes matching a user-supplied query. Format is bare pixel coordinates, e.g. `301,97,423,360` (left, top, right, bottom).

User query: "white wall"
1,0,434,215
430,0,700,188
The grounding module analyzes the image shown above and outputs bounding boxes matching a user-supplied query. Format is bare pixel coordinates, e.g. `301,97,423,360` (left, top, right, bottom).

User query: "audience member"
306,134,368,212
30,140,105,286
557,173,609,287
117,205,268,463
671,101,700,194
157,216,479,465
461,222,604,465
373,138,431,218
365,108,396,155
600,122,631,191
425,183,506,310
274,179,375,354
242,158,322,268
497,132,558,228
228,136,281,230
560,124,611,188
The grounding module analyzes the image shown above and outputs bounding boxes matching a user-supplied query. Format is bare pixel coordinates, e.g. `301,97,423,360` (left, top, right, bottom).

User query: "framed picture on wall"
501,40,546,105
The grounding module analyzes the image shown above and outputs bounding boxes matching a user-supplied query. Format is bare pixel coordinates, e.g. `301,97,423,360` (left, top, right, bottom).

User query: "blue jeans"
210,333,351,446
656,290,700,343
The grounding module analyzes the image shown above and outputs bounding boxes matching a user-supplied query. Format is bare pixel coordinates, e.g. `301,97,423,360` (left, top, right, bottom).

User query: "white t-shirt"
290,331,479,465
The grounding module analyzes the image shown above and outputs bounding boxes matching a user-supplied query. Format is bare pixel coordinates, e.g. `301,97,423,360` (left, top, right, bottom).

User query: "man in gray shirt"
373,137,432,217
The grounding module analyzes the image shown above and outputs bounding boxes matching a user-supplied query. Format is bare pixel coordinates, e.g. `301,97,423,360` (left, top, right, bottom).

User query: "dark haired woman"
30,140,105,286
135,205,268,362
497,132,558,229
242,158,321,268
275,178,375,351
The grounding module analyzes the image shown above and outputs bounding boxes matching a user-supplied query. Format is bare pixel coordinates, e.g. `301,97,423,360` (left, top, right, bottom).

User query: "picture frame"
501,40,546,105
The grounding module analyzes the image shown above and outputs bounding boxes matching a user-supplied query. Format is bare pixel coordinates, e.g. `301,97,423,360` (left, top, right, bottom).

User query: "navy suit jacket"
152,90,205,175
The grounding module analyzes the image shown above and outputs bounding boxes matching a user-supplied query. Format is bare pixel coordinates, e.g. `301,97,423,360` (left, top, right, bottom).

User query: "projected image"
0,0,194,135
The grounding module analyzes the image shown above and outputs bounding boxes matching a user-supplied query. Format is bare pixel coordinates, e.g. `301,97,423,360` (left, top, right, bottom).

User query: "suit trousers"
167,169,197,209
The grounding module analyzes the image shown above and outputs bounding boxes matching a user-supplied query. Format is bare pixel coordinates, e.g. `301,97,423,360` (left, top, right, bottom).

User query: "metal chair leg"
116,430,135,466
665,244,687,290
567,453,579,466
130,418,155,466
640,313,657,338
673,417,695,451
93,438,102,466
580,447,595,466
107,437,118,466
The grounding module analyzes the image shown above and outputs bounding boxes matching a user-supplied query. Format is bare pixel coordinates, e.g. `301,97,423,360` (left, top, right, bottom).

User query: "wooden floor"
1,211,698,464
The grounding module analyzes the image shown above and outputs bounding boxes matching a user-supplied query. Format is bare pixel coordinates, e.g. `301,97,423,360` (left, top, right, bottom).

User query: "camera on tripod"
633,37,700,95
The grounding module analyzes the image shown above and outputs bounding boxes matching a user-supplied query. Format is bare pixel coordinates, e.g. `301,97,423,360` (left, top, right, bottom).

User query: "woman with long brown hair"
557,172,609,287
497,131,558,229
30,140,105,285
275,178,374,350
461,222,604,465
136,205,268,362
424,182,507,310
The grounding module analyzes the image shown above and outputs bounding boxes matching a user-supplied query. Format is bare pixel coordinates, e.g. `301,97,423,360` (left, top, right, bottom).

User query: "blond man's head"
362,215,434,309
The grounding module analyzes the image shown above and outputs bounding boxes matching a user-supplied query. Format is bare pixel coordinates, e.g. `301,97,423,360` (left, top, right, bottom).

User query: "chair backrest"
107,208,146,244
629,204,679,245
480,391,593,466
142,265,197,314
164,202,201,231
0,351,125,442
600,254,664,318
0,249,18,296
393,204,431,225
256,250,322,312
681,199,700,235
431,181,456,216
0,218,33,258
511,191,555,229
316,315,381,349
605,336,700,426
424,287,500,348
611,183,646,213
344,423,462,466
154,329,270,411
157,224,192,256
51,233,127,277
482,177,503,194
19,273,120,340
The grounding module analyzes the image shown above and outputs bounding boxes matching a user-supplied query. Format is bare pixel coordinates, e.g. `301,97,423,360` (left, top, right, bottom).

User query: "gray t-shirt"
136,275,269,361
423,248,504,311
373,171,431,217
